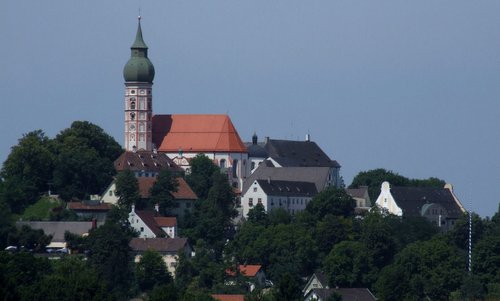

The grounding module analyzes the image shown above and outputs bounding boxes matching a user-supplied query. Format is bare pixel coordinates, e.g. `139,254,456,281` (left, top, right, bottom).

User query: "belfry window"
130,112,135,121
130,102,136,110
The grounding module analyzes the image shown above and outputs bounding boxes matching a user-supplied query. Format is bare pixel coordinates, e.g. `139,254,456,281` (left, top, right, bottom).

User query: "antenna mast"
468,206,472,273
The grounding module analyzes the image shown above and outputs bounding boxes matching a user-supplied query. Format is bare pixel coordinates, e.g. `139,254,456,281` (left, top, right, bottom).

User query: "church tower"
123,16,155,151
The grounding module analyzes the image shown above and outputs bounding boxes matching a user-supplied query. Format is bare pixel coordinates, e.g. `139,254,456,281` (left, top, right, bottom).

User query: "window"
140,227,144,232
186,202,191,209
220,159,226,169
253,187,257,192
232,159,238,178
109,190,113,196
130,102,136,110
249,198,253,207
258,198,262,204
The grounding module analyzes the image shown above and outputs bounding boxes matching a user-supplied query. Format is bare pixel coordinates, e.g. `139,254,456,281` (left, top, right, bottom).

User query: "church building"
122,17,249,190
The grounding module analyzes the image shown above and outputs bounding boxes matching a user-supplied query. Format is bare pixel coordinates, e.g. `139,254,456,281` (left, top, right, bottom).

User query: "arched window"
130,102,136,110
220,159,226,169
232,159,238,178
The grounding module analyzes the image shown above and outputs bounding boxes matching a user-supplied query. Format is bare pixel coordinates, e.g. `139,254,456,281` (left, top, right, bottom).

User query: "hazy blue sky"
2,1,500,217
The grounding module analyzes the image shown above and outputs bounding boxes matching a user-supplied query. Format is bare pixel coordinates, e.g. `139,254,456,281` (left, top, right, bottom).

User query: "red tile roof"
137,177,197,200
211,295,245,301
226,264,262,277
114,151,182,173
154,217,177,227
152,114,247,153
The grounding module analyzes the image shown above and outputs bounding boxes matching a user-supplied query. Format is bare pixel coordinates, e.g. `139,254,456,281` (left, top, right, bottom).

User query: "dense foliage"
2,125,500,300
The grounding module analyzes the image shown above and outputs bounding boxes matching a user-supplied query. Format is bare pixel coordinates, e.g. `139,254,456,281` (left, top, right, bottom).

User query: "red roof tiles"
226,264,262,277
152,114,247,153
211,295,245,301
137,177,198,200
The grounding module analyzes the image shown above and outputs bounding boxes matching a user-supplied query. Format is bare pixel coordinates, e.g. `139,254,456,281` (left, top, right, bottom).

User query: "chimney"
91,218,97,230
267,177,271,184
305,133,310,142
155,203,159,212
264,136,270,144
131,204,135,213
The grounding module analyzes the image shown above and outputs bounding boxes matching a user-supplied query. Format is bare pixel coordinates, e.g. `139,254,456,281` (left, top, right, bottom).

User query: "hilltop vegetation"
0,124,500,300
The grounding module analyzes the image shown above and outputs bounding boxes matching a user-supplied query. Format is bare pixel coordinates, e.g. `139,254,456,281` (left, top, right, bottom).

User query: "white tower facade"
123,17,155,152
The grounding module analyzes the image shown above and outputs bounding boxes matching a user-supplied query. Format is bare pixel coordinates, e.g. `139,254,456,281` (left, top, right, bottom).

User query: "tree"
314,214,353,256
51,121,122,200
148,284,179,301
185,154,219,200
349,168,445,201
150,169,179,215
136,249,172,292
85,222,133,299
114,169,140,211
374,237,464,301
323,241,374,287
1,130,54,212
247,203,269,225
21,257,112,301
306,187,356,220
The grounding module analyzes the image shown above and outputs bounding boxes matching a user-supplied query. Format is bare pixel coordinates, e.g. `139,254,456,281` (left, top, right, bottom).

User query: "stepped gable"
114,151,182,173
152,114,247,153
265,139,340,168
390,186,464,218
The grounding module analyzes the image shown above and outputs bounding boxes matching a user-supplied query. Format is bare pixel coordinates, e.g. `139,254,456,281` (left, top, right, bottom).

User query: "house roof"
135,210,166,237
211,295,245,301
264,139,340,168
306,288,377,301
16,221,100,242
67,201,113,212
256,179,318,197
242,164,331,195
129,237,189,253
346,187,369,199
137,177,198,200
390,186,464,218
226,264,262,277
154,217,177,227
152,114,247,153
114,151,182,173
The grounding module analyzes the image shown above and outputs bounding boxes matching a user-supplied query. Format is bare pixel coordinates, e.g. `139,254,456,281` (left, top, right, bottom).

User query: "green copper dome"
123,18,155,83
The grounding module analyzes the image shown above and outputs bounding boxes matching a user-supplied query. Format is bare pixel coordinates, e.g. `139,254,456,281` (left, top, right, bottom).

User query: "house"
102,176,197,220
245,134,342,188
16,220,100,249
304,288,377,301
241,178,317,217
302,271,329,296
211,295,245,301
137,177,198,219
346,186,372,214
225,264,266,291
128,205,177,238
66,200,113,222
375,181,466,231
129,237,192,277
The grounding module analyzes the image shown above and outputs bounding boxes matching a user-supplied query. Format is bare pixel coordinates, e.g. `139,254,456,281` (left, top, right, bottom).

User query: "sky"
1,1,500,217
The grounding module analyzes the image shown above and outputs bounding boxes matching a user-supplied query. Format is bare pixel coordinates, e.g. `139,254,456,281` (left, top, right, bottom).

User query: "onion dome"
123,17,155,83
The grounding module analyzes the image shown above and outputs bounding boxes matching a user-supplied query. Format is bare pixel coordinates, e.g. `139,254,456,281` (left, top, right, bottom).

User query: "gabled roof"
211,294,245,301
390,186,464,218
346,187,369,199
243,164,331,195
226,264,262,277
16,221,100,243
114,151,182,173
135,210,166,237
137,177,198,200
256,179,318,197
152,114,247,153
129,237,189,253
264,139,340,168
154,217,177,227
